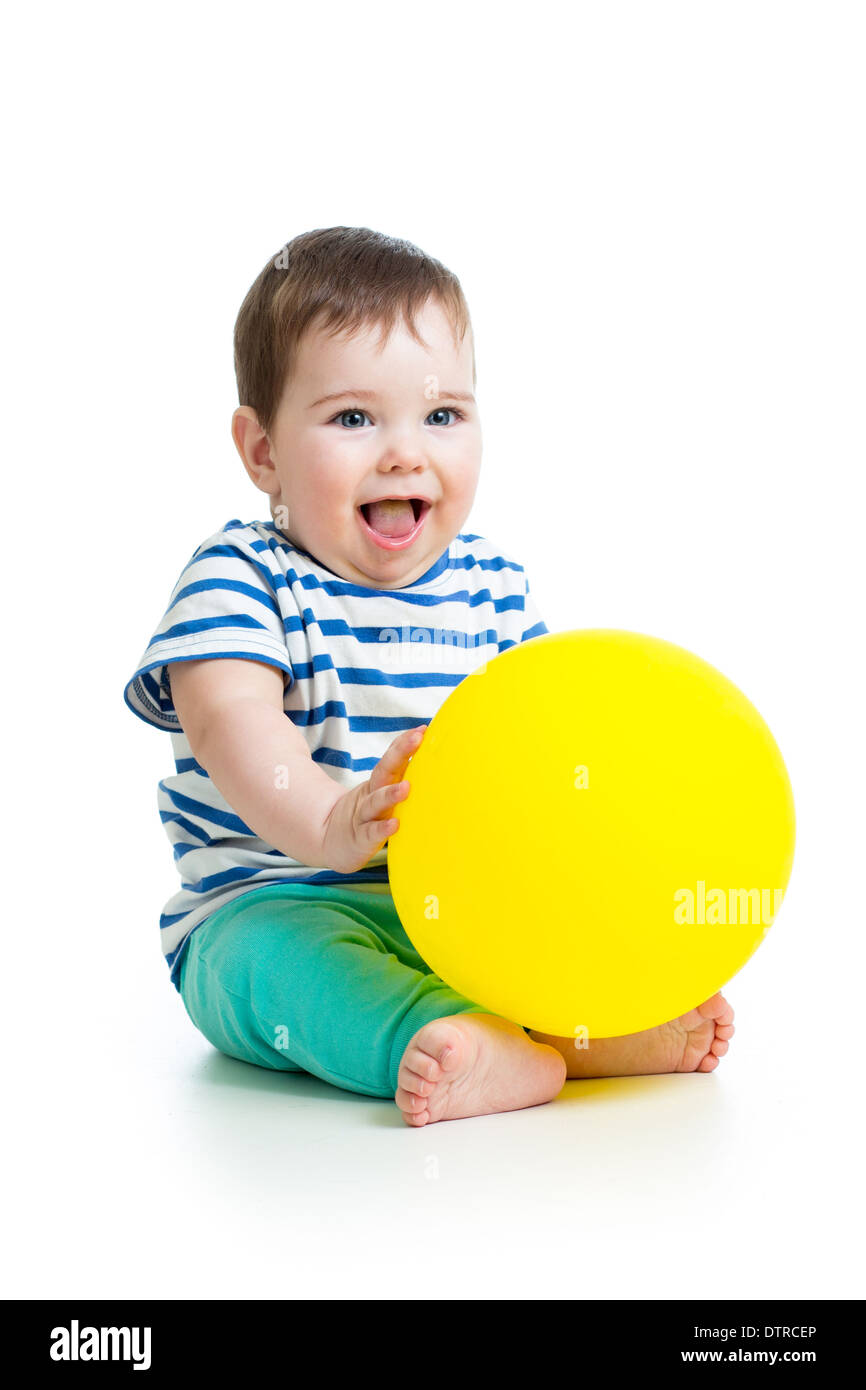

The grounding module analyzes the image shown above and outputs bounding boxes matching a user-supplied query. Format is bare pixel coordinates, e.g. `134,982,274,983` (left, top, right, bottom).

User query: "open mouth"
359,497,426,523
357,496,431,549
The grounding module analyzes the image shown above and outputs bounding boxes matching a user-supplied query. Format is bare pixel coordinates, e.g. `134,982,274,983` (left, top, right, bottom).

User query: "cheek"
295,441,351,501
452,463,481,501
316,436,366,484
298,464,356,523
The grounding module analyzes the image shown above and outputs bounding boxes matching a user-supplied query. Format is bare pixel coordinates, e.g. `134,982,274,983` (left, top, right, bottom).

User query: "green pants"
178,881,500,1099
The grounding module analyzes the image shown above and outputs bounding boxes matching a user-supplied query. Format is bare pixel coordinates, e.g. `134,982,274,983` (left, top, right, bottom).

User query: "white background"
3,0,863,1302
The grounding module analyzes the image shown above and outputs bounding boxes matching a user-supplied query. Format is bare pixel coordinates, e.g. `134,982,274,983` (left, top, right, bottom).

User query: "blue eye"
334,408,369,428
426,406,464,427
329,406,465,428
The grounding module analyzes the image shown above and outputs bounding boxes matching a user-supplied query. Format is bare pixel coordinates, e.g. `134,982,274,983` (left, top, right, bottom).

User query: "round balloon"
387,629,796,1038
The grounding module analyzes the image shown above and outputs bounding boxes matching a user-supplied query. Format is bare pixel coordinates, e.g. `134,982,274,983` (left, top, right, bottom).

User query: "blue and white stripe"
123,518,549,989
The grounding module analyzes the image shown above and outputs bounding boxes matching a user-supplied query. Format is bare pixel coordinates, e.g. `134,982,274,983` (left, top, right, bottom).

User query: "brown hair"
233,226,475,440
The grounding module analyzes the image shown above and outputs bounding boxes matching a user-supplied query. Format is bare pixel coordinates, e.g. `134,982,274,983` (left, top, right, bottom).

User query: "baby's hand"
320,725,426,874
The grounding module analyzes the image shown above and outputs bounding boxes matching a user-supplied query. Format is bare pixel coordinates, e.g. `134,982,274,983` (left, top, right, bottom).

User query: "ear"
231,407,280,502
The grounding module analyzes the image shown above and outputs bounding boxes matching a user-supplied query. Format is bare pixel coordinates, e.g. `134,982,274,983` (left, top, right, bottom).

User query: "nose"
376,431,428,473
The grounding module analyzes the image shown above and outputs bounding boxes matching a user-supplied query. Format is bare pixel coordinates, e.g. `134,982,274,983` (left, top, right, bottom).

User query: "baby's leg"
527,992,736,1077
178,883,565,1117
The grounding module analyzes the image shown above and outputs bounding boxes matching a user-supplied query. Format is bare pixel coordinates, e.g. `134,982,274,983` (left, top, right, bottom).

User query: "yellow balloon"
388,629,796,1038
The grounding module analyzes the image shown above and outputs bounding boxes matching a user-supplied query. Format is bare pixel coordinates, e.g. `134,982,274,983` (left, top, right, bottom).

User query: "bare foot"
395,1012,567,1127
528,992,736,1079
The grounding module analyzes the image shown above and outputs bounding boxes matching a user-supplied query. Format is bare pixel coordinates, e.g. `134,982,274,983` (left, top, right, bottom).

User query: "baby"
124,226,734,1127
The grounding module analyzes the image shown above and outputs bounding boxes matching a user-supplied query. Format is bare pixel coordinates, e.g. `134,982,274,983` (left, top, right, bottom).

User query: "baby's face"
236,297,481,588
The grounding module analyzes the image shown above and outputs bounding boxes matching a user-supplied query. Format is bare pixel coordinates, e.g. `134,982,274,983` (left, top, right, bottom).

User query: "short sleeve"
521,572,550,642
123,524,296,731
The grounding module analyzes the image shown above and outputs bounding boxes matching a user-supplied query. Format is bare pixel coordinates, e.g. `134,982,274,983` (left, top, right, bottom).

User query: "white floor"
7,872,862,1302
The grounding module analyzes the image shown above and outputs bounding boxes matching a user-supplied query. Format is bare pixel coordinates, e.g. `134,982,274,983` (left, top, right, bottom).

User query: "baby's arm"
167,658,424,873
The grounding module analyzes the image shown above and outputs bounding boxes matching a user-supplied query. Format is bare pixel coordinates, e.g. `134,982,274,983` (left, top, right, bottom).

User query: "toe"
697,1052,719,1072
395,1086,427,1112
436,1043,458,1071
402,1070,432,1096
716,1024,735,1040
698,992,734,1027
401,1106,429,1127
710,1038,728,1057
402,1046,442,1081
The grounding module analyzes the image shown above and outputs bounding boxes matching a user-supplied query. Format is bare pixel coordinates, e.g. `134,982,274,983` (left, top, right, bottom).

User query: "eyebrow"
308,388,476,409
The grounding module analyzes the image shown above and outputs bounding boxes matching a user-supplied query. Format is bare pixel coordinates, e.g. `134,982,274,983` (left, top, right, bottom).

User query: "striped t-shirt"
123,517,549,990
